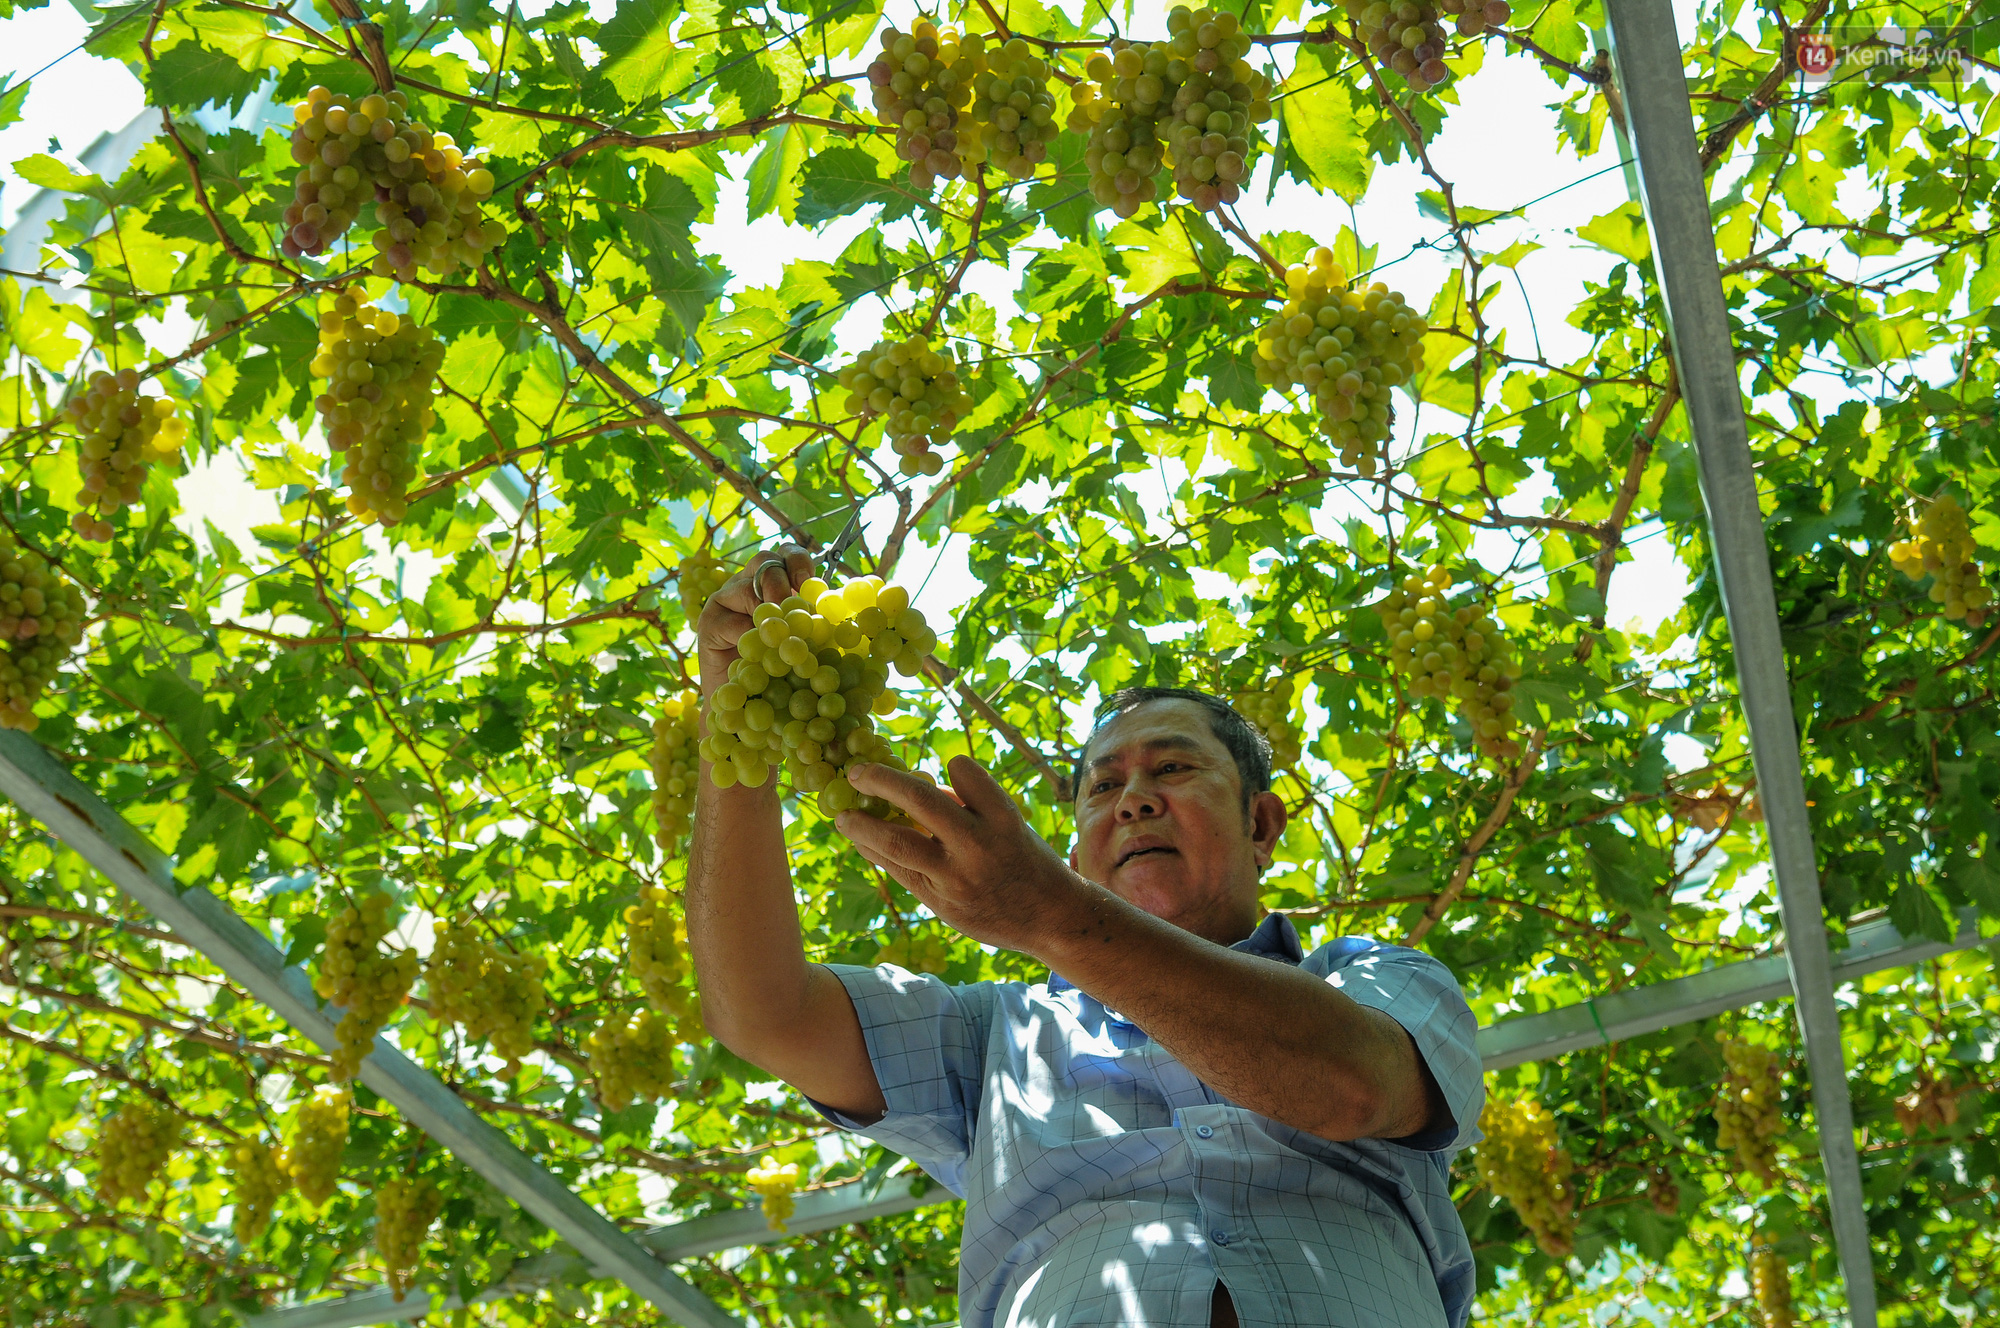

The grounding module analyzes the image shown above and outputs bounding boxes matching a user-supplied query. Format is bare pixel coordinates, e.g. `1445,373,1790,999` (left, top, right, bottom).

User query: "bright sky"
0,0,1703,743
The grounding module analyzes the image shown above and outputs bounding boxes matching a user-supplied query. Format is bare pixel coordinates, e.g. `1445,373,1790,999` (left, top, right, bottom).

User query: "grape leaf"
1280,45,1371,204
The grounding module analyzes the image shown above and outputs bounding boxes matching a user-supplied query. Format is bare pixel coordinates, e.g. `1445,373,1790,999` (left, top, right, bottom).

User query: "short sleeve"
1302,937,1484,1152
807,962,998,1197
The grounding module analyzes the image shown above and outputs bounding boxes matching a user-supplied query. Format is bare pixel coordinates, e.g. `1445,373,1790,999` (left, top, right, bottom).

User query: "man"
688,546,1484,1328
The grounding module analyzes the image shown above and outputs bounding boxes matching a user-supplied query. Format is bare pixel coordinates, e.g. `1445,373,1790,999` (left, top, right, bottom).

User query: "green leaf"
597,0,692,102
145,41,265,114
1889,879,1953,945
1280,46,1371,204
11,153,100,194
1576,201,1652,264
1107,218,1204,294
0,76,28,130
795,143,916,226
746,122,807,224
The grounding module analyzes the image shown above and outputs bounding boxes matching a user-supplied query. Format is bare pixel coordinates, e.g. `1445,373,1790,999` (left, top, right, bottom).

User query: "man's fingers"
835,808,949,879
945,754,1025,824
846,763,971,837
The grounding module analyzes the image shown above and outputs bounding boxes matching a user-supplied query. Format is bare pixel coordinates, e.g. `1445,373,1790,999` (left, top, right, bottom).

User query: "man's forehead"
1083,699,1226,766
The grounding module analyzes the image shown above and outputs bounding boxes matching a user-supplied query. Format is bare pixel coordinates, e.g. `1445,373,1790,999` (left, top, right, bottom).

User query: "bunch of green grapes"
94,1098,179,1207
746,1156,802,1232
1072,40,1174,218
0,528,89,733
1344,0,1457,91
1751,1246,1794,1328
625,884,696,1020
1252,248,1428,476
1159,6,1271,210
1375,565,1523,760
283,87,503,275
961,38,1060,179
865,21,983,192
1434,0,1512,38
1714,1036,1787,1185
376,1175,444,1302
424,919,550,1073
1473,1094,1575,1259
229,1137,291,1243
703,576,940,818
678,552,734,621
63,369,188,541
310,285,445,525
875,929,950,975
1232,677,1302,771
284,1085,351,1206
314,890,421,1081
587,1009,681,1110
1889,493,1992,625
835,335,973,477
650,692,701,847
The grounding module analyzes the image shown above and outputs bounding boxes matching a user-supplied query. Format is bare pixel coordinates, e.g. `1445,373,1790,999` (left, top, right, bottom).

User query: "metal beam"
1479,907,1990,1070
1602,3,1878,1322
241,1175,935,1328
245,908,1994,1328
0,731,738,1328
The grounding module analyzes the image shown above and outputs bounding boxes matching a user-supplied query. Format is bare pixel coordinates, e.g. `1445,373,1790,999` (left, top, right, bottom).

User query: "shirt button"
1211,1229,1230,1246
1195,1125,1214,1139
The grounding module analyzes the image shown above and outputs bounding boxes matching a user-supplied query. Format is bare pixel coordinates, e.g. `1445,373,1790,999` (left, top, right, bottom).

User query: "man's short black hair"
1072,686,1273,809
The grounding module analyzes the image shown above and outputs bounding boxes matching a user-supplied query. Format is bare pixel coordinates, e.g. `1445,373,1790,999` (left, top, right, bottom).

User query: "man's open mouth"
1116,845,1178,867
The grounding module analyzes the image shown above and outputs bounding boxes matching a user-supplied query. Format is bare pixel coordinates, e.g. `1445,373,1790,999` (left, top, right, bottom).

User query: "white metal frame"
1605,1,1877,1319
0,731,738,1328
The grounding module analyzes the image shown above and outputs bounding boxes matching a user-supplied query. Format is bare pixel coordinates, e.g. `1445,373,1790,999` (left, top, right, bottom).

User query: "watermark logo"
1796,26,1972,84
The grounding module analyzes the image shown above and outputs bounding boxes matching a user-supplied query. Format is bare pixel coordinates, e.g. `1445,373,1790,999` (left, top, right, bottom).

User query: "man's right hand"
696,542,818,694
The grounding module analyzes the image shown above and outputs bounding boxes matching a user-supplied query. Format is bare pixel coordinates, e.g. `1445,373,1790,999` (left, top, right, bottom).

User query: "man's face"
1068,698,1287,940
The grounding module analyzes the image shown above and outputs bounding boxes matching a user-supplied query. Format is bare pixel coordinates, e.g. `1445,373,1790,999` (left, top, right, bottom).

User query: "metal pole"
1602,4,1877,1322
0,731,739,1328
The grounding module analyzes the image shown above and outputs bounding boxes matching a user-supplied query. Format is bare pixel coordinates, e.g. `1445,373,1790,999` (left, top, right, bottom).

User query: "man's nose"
1114,779,1161,820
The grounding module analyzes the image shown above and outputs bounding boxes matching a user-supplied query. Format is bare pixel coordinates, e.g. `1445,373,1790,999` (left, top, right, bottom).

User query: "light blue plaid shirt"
814,914,1484,1328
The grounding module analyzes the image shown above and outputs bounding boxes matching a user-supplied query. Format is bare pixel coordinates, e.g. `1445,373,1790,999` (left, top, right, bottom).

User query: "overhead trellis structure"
2,0,1998,1318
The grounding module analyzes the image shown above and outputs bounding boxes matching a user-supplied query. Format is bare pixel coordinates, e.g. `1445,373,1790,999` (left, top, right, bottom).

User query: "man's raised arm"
685,543,888,1121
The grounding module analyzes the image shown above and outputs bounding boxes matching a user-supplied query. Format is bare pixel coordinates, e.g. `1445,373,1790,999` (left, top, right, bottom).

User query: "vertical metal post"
0,731,739,1328
1602,4,1876,1323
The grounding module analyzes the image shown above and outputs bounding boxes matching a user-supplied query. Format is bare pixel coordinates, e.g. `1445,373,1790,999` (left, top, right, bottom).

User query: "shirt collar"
1047,913,1305,994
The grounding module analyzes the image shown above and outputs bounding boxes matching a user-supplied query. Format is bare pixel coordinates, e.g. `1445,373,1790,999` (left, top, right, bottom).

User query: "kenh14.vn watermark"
1796,27,1973,82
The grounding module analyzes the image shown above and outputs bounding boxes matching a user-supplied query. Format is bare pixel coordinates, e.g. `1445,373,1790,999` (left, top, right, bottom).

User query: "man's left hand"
835,757,1091,956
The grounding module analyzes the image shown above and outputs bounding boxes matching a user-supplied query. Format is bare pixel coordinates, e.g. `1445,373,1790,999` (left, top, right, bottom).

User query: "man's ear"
1249,789,1287,869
